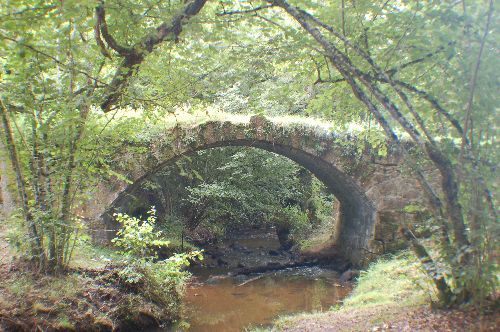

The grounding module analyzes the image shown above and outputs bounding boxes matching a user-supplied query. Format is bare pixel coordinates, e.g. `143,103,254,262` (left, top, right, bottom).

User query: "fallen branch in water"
237,274,265,287
233,261,318,276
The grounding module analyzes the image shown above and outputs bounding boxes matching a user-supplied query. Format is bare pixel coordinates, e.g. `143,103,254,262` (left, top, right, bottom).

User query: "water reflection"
180,267,351,332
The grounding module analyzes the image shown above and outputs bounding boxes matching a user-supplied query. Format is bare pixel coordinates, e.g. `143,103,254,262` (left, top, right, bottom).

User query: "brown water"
179,267,352,332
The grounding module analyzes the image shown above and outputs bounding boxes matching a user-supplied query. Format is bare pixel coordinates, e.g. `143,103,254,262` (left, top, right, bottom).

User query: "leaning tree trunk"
270,0,472,303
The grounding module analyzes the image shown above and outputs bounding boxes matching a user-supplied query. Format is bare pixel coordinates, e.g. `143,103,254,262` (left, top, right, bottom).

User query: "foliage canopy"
0,0,497,306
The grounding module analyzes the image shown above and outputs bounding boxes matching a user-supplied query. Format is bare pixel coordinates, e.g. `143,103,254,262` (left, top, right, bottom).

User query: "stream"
181,266,351,331
163,226,352,331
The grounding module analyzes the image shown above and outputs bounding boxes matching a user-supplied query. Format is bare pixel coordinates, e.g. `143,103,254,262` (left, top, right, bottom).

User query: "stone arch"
100,115,427,265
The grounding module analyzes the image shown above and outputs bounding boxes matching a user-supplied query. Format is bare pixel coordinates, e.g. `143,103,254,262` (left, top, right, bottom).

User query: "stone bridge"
98,115,429,265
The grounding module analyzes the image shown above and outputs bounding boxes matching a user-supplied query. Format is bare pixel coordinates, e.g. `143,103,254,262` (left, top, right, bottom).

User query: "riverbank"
0,228,183,332
264,253,499,331
0,263,180,331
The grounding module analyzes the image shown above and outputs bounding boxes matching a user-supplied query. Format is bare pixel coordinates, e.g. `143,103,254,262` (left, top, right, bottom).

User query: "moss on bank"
339,252,432,310
0,261,183,332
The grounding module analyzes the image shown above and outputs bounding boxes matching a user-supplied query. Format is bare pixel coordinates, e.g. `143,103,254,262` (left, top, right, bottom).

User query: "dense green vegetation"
0,1,498,329
119,146,335,248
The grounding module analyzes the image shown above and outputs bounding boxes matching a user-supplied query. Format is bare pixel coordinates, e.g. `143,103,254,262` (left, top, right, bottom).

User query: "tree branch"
386,42,455,77
295,4,434,145
461,0,494,152
94,7,112,59
273,0,470,251
95,2,134,56
316,73,465,138
392,79,464,136
0,33,108,86
273,1,407,141
99,0,208,112
217,4,274,16
0,4,56,20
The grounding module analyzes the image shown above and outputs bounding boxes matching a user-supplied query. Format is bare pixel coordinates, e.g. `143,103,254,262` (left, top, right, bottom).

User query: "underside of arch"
102,138,377,266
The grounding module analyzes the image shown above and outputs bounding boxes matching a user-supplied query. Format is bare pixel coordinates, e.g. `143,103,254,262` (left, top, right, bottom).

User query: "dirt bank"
0,225,180,332
0,261,180,332
274,303,499,331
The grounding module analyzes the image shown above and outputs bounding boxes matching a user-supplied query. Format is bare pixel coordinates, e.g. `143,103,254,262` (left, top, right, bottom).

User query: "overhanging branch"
217,4,274,16
386,42,455,77
315,72,464,138
99,0,208,112
95,2,134,56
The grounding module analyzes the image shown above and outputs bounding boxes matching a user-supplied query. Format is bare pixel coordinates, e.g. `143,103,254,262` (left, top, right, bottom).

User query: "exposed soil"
0,261,179,332
277,303,500,332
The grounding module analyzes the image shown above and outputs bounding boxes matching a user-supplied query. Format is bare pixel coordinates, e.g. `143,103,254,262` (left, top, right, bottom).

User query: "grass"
54,315,75,330
70,237,122,269
42,274,83,302
32,301,52,314
2,271,87,308
6,274,33,297
115,106,336,129
341,252,433,309
110,108,350,143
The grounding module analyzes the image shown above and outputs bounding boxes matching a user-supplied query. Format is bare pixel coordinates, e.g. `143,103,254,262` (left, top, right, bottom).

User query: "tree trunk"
57,105,90,267
0,99,45,265
273,0,471,252
401,227,454,305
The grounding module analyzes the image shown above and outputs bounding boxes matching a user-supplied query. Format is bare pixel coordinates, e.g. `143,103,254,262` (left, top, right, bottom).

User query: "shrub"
112,207,203,310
